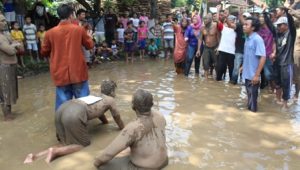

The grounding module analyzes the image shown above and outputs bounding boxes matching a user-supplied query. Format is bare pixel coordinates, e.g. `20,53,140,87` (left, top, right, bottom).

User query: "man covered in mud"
196,13,220,79
94,89,168,170
24,80,124,163
0,14,20,121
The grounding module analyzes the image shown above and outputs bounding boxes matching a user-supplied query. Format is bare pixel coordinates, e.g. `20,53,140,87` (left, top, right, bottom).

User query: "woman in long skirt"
173,18,189,74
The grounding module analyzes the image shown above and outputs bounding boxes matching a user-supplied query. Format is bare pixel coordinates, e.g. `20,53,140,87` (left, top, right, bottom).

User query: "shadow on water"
0,60,300,170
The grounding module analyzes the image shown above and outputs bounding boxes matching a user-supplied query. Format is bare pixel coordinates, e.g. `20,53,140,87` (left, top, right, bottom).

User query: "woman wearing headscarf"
173,18,189,74
184,15,202,76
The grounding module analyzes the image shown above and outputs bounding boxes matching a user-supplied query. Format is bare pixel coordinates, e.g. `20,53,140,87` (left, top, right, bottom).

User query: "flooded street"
1,60,300,170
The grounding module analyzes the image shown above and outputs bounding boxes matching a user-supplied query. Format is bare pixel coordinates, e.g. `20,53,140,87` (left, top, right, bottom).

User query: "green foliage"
121,0,137,6
186,0,194,5
103,0,115,9
265,0,284,8
0,2,3,13
171,0,187,8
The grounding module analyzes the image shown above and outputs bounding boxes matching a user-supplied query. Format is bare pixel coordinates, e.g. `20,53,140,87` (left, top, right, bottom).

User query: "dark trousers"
184,45,198,76
216,51,235,81
105,31,115,46
245,79,259,112
274,64,293,101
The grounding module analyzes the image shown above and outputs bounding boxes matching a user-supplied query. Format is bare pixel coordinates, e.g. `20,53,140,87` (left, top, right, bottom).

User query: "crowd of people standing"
172,1,300,112
0,0,300,169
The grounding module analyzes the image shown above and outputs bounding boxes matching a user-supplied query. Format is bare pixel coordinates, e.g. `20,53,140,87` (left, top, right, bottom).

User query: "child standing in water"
137,20,147,60
111,40,119,59
154,19,162,47
37,24,46,62
116,23,125,47
23,16,39,63
124,21,135,63
11,22,25,67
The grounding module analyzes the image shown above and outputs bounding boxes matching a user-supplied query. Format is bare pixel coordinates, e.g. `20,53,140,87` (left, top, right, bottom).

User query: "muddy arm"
109,100,125,130
94,124,135,168
113,115,124,130
0,40,17,56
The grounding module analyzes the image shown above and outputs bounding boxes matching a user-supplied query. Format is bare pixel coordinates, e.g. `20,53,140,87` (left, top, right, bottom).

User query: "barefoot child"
137,20,147,60
24,80,124,164
116,23,125,47
37,24,46,62
111,40,119,59
23,16,39,63
124,21,135,63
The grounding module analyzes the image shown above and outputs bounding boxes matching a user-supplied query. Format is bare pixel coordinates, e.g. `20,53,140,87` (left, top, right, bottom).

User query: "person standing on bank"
41,4,94,111
0,14,21,121
242,17,266,112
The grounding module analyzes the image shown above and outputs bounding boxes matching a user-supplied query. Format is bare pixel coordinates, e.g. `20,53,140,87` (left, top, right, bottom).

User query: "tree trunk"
150,0,157,19
76,0,92,11
93,0,101,14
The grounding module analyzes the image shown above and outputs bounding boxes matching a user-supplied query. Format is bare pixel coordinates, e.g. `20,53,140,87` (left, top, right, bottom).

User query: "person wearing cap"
242,17,266,112
216,15,237,81
273,8,297,108
94,89,168,169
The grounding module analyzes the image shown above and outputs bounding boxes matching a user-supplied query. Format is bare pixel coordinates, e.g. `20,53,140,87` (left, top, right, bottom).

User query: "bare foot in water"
45,148,55,163
24,153,35,164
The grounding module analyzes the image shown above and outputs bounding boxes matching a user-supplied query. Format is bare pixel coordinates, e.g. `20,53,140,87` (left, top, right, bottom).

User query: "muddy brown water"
0,60,300,170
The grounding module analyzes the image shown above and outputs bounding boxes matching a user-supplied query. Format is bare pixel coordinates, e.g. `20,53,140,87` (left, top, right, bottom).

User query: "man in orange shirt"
41,4,94,110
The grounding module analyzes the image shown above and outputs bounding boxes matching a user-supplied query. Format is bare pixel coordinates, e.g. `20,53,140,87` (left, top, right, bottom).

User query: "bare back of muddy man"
202,23,219,48
95,111,168,169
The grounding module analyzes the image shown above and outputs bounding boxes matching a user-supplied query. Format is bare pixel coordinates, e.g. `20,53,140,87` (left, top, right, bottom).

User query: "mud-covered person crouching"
94,89,168,170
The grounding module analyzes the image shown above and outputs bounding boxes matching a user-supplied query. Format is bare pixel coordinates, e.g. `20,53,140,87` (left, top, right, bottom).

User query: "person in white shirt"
216,15,237,81
116,23,125,44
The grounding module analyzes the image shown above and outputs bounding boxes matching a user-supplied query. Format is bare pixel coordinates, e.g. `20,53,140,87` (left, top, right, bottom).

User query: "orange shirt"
41,21,94,86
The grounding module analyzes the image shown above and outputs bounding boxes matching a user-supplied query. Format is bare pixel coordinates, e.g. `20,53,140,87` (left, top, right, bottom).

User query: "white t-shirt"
111,44,118,55
218,26,236,54
117,28,125,40
130,18,140,28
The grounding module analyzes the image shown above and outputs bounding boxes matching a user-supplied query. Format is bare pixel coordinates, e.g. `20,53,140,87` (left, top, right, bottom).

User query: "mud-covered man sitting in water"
24,80,124,163
94,89,168,170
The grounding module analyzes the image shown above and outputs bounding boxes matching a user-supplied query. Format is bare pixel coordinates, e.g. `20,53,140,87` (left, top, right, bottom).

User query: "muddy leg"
1,104,14,121
45,144,83,163
24,149,49,164
24,144,63,164
99,115,109,124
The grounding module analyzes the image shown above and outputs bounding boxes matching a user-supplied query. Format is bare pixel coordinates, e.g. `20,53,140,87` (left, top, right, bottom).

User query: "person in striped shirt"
162,14,175,59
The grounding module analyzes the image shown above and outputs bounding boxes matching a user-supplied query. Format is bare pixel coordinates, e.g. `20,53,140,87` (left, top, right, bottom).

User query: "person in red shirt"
41,4,94,110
